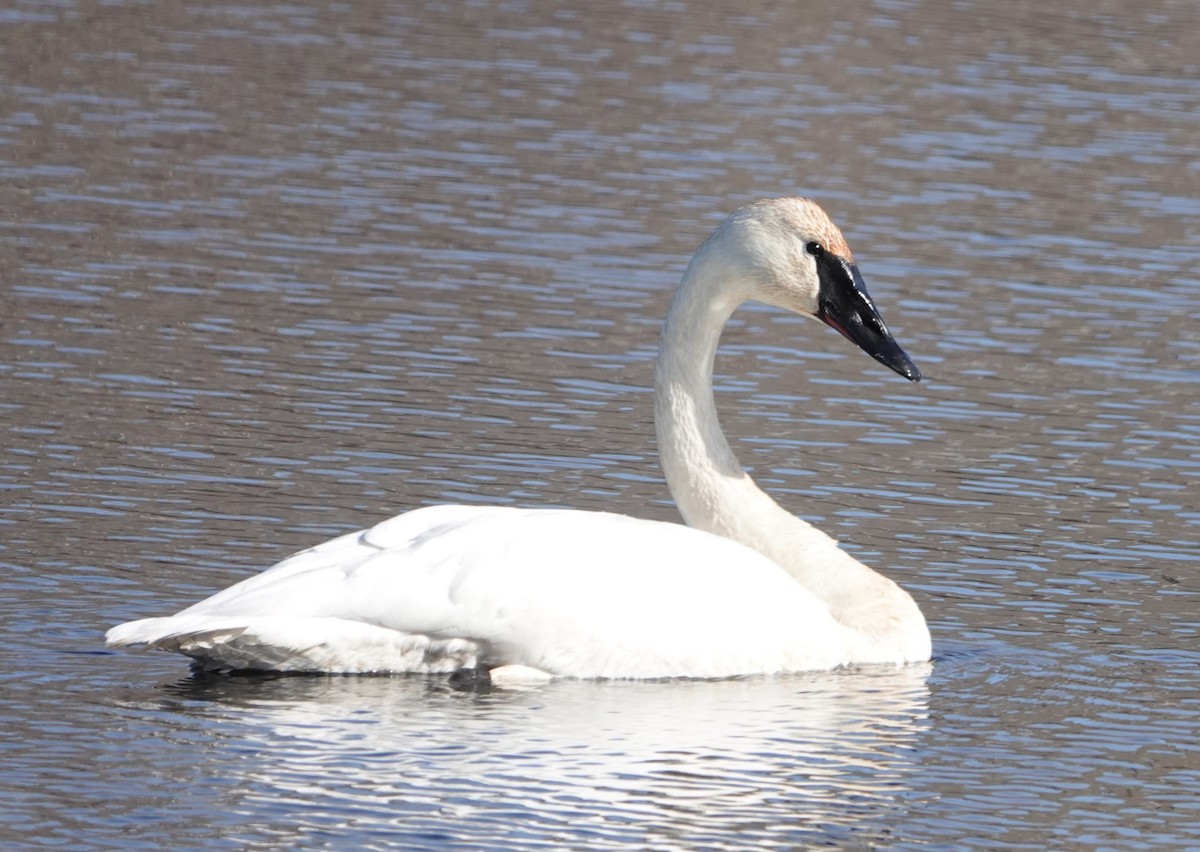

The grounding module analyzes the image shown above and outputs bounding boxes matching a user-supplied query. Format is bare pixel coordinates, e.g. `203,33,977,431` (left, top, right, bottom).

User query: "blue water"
2,0,1199,847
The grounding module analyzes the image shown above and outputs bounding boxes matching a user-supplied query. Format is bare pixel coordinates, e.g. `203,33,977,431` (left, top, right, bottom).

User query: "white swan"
107,197,931,681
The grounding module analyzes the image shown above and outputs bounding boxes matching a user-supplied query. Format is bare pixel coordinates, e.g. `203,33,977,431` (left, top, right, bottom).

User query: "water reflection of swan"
108,198,930,679
151,668,931,847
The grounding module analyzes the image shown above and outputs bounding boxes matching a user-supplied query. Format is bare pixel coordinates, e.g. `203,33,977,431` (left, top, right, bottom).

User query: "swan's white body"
107,197,931,679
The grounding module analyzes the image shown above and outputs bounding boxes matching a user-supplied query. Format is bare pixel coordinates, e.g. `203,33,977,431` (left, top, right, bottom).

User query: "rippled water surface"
2,0,1199,848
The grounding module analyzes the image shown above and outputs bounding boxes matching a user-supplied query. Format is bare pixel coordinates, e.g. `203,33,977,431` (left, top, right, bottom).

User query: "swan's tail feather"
106,617,184,648
105,616,482,674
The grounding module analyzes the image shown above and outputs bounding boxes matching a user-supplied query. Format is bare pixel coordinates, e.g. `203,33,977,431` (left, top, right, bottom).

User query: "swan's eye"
805,241,824,257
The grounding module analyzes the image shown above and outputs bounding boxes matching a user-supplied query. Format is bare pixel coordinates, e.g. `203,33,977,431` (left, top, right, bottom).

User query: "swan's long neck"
653,248,928,657
653,250,810,555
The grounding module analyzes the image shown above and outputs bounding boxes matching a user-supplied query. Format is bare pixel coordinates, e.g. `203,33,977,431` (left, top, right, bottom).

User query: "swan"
106,197,931,681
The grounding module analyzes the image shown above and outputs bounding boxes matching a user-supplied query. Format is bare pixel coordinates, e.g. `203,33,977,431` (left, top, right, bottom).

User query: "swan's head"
709,197,921,382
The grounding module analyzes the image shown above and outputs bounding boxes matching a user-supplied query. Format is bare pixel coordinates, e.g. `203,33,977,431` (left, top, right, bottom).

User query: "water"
2,0,1199,847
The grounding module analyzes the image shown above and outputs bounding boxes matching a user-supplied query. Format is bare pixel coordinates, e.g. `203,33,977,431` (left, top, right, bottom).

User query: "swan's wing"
107,504,848,677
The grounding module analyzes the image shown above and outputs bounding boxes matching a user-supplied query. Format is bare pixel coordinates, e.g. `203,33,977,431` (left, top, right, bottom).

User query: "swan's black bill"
815,254,921,382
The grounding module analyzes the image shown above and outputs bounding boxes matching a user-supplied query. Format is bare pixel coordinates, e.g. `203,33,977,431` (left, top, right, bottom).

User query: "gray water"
2,0,1199,848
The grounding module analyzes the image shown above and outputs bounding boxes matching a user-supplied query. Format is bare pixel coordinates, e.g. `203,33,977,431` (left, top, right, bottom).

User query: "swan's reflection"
154,668,931,847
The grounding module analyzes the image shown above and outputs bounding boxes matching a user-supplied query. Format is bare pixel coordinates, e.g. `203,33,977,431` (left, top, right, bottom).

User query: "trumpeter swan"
107,197,931,681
